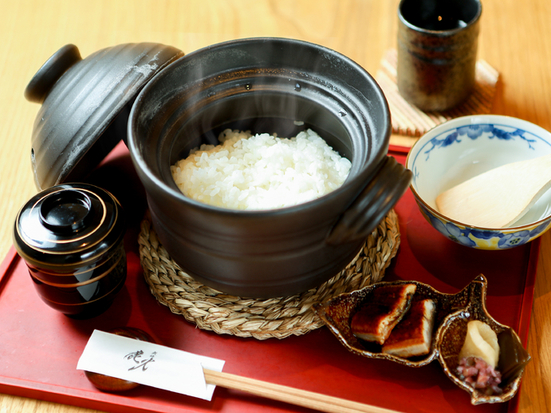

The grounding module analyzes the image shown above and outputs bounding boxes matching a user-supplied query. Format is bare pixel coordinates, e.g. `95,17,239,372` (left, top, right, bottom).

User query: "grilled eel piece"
350,283,417,345
382,299,436,358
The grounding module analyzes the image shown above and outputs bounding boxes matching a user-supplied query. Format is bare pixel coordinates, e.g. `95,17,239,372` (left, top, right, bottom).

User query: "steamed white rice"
171,128,351,210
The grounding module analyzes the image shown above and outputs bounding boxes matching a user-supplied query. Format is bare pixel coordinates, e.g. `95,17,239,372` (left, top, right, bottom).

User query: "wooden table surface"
1,0,550,412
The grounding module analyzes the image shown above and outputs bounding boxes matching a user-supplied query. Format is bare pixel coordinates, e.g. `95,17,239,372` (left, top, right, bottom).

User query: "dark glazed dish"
316,275,530,404
436,280,531,404
128,38,412,298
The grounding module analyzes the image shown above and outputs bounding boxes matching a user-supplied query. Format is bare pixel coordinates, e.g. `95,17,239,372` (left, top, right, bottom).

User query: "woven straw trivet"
377,49,500,138
138,209,400,340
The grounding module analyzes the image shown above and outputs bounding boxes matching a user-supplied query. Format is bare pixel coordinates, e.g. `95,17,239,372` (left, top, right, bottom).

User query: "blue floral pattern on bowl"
423,124,537,157
416,201,550,250
407,116,551,250
412,123,540,188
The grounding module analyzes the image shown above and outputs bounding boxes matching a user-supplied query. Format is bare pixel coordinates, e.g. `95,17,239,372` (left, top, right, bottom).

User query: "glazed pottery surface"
25,43,184,190
128,38,412,298
397,0,482,111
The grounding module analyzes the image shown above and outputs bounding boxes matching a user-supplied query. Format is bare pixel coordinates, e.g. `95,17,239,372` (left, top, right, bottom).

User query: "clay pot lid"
25,43,184,190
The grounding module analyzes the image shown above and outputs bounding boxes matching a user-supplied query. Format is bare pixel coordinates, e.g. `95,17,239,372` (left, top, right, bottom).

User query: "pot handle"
326,156,412,245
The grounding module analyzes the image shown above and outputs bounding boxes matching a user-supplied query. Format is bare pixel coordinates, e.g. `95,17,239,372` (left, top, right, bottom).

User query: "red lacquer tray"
0,143,538,413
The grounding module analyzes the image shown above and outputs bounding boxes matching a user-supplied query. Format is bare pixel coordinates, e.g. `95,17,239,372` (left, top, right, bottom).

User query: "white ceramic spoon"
435,153,551,228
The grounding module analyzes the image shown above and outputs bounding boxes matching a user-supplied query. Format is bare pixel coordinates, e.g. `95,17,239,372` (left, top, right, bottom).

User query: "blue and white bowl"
406,115,551,250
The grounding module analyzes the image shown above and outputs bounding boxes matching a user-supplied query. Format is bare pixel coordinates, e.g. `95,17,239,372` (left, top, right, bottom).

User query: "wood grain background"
1,1,550,412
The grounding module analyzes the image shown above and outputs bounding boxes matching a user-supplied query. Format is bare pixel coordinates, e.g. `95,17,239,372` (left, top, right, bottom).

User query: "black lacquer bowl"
13,184,127,318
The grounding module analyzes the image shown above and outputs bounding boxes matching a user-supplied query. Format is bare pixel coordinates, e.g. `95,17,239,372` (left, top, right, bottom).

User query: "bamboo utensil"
203,368,401,413
436,153,551,228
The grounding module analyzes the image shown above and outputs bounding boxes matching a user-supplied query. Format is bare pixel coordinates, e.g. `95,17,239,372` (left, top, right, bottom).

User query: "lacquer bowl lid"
13,183,126,268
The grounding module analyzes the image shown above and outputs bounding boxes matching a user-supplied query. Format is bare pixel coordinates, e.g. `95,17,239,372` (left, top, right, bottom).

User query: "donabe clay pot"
128,38,411,298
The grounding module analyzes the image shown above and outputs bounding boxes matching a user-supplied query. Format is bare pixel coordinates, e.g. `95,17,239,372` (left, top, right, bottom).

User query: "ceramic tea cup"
397,0,482,111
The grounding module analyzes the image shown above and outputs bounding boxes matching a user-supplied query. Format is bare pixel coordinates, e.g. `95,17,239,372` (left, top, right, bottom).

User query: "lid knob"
39,189,92,233
25,44,82,104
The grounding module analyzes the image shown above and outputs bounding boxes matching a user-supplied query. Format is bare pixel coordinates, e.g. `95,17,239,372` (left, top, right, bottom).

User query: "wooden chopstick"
204,369,403,413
